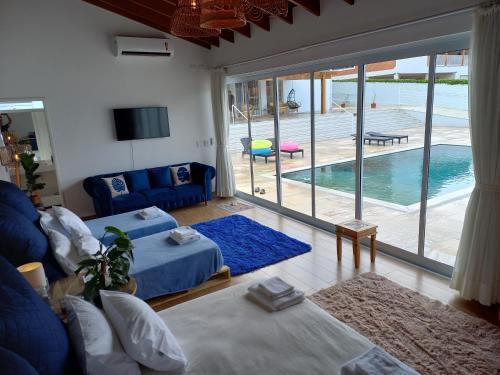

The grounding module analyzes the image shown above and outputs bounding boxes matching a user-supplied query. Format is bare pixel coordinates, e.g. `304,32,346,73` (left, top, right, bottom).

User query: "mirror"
0,99,62,207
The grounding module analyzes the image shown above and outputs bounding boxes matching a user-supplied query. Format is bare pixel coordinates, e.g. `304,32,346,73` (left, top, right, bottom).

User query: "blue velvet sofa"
83,162,216,217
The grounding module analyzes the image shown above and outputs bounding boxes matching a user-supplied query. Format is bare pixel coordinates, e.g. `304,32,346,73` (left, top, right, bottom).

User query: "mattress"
145,282,374,375
86,209,178,246
130,230,224,300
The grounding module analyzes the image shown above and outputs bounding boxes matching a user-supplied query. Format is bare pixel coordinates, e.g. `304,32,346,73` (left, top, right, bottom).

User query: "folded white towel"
340,347,420,375
258,277,294,299
248,284,304,311
170,228,201,245
171,226,197,239
139,206,165,220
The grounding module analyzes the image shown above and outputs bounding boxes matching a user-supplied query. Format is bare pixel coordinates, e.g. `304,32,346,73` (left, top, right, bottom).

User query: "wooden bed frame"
147,266,232,311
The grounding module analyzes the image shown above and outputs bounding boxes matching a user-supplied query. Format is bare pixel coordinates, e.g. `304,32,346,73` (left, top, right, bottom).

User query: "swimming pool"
282,144,474,206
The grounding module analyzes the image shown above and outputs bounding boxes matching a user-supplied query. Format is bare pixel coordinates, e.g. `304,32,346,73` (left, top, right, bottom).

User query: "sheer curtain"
450,4,500,306
210,68,236,197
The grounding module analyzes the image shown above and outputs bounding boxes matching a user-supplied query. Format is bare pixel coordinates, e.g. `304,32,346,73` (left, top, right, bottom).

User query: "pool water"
282,144,474,206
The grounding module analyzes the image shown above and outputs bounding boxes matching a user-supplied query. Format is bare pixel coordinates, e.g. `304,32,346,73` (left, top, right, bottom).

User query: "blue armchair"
83,162,216,217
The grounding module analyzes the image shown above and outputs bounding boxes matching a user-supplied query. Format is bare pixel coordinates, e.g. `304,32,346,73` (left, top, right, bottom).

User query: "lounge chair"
367,132,408,144
267,138,304,159
241,137,276,163
351,134,394,146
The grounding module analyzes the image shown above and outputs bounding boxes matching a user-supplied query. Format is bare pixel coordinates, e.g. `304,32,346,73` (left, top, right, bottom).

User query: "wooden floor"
169,198,499,326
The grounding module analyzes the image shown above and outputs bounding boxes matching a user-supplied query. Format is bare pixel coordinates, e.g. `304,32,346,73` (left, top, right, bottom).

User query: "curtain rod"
223,3,484,70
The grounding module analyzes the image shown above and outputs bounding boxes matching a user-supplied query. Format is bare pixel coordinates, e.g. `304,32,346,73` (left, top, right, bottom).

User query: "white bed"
144,282,374,375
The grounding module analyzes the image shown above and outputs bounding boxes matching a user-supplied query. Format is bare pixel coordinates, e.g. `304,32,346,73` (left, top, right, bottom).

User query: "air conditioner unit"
113,36,174,58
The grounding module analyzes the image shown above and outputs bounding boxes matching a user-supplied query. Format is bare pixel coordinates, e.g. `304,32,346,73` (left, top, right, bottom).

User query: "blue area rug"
192,214,312,276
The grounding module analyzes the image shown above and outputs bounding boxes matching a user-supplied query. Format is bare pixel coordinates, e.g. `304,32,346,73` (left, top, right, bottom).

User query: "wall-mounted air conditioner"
113,36,174,58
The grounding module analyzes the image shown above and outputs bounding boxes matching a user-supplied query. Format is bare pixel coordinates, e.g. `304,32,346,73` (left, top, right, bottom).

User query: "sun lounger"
367,132,408,144
351,134,394,146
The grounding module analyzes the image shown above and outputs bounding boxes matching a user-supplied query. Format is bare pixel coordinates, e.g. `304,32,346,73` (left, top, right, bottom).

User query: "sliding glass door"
277,73,312,216
228,39,471,274
361,57,430,254
423,49,472,266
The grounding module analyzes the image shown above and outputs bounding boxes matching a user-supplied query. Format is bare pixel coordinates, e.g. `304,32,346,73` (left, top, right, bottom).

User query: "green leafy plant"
75,226,134,304
18,153,46,197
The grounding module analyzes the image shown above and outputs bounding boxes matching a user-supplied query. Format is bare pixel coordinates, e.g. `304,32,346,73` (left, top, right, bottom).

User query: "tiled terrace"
230,108,471,266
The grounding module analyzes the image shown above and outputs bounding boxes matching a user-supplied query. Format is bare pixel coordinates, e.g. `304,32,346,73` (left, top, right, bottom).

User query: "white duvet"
144,283,374,375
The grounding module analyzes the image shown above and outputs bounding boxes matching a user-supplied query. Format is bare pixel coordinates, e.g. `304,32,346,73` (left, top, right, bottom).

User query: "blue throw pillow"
170,164,192,186
0,256,78,375
0,202,49,268
0,180,40,223
148,167,173,188
125,170,151,192
0,346,39,375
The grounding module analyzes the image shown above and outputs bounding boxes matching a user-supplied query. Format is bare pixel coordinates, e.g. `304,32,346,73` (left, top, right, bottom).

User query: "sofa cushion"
112,192,148,213
148,167,173,188
102,175,129,198
125,170,151,192
0,202,49,268
0,180,40,223
170,164,192,186
141,187,177,202
0,346,39,375
175,183,203,199
0,256,77,375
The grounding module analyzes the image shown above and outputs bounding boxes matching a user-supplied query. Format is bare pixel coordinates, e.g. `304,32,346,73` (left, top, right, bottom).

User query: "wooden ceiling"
83,0,355,49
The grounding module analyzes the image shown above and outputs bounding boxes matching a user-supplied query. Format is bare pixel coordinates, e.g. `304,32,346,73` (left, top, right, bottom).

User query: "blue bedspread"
86,209,178,245
130,230,223,300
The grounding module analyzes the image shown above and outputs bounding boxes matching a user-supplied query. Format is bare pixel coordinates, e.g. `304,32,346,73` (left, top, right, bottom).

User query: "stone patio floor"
232,121,471,266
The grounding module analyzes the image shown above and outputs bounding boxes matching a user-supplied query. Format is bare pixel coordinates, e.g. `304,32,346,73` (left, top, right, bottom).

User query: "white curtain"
211,68,236,197
450,5,500,306
32,111,53,161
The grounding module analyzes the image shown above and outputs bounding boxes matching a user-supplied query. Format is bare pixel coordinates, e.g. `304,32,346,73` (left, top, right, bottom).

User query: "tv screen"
113,107,170,141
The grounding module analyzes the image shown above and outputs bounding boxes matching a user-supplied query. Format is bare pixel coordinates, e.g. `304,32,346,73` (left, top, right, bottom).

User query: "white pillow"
39,209,71,238
100,290,187,372
62,295,141,375
170,164,192,186
102,175,130,198
46,229,81,276
52,206,92,238
72,232,102,258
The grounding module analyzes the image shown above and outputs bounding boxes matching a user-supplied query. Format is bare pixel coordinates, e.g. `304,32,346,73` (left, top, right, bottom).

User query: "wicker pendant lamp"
243,0,288,17
171,0,220,38
200,0,246,29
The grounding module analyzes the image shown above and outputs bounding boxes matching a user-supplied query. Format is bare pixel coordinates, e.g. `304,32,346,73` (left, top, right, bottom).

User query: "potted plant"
18,152,46,206
75,226,134,305
341,95,349,108
371,94,377,109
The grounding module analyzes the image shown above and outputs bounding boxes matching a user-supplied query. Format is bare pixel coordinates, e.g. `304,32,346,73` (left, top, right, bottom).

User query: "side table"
336,219,377,269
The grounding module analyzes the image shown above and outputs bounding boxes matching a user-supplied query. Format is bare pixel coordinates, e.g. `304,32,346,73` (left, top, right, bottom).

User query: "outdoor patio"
230,108,471,266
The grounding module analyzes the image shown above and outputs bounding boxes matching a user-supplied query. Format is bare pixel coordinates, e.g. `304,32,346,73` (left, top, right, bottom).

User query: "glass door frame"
230,33,470,277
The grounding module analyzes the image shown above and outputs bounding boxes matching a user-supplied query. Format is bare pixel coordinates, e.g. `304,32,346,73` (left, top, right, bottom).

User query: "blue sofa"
83,162,216,217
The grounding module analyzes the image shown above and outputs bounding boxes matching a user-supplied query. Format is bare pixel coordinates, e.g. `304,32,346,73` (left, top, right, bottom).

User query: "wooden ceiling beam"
83,0,211,49
289,0,320,16
232,23,251,38
200,36,220,47
246,14,271,31
220,29,235,43
277,2,294,24
129,0,176,16
344,0,355,4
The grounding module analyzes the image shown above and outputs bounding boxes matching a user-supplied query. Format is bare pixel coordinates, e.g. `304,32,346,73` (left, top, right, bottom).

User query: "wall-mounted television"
113,107,170,141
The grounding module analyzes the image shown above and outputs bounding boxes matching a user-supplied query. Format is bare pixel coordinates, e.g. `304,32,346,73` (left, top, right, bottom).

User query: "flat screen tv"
113,107,170,141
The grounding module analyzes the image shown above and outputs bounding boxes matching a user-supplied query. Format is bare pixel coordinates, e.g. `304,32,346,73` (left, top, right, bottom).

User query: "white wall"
0,0,214,216
210,0,481,75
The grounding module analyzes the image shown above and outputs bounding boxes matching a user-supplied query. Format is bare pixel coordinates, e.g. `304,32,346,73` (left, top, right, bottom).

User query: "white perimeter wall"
210,0,481,75
0,0,214,216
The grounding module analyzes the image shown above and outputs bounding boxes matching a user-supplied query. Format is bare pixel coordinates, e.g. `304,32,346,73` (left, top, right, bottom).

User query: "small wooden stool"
336,219,377,269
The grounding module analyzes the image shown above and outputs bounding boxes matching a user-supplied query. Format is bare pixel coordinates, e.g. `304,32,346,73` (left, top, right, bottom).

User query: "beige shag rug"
309,273,500,375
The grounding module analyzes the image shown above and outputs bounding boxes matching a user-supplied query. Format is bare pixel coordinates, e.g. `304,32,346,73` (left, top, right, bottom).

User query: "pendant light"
200,0,247,29
172,0,220,38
